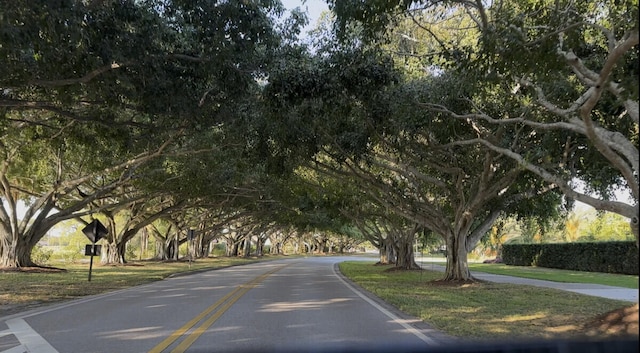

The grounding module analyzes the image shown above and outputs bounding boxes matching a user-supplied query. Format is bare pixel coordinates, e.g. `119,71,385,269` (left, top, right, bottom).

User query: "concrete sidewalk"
418,261,639,303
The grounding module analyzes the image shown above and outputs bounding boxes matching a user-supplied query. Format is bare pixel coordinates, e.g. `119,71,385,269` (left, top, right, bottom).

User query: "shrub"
502,241,638,275
31,245,53,265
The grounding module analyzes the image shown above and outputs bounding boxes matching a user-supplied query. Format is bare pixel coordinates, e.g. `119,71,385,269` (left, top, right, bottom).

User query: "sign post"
187,229,195,269
82,219,108,282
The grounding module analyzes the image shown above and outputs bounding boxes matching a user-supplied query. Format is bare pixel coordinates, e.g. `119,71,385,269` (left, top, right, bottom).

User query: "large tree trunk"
139,229,148,260
319,236,328,253
155,239,169,260
166,240,178,260
226,240,240,257
256,237,264,257
242,238,251,257
268,234,280,255
378,238,395,265
270,241,282,255
119,241,127,263
197,236,211,258
0,236,36,267
443,232,473,281
203,239,211,258
0,212,60,267
394,234,420,270
101,242,124,264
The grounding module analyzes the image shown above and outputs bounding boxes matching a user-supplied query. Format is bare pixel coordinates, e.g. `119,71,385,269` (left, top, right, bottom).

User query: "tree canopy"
330,0,639,241
1,0,636,277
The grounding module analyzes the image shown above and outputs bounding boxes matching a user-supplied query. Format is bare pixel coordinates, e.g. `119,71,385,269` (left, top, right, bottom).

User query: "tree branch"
453,138,637,219
28,62,129,87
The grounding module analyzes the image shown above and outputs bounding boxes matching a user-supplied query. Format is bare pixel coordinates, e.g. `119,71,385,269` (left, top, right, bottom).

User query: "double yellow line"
148,265,287,353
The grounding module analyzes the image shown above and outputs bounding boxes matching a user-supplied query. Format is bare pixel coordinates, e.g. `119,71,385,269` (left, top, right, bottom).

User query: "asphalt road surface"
0,256,450,353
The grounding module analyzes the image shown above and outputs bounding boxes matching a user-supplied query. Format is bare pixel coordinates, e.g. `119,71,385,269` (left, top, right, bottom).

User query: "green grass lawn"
466,263,639,289
416,257,639,288
339,261,637,341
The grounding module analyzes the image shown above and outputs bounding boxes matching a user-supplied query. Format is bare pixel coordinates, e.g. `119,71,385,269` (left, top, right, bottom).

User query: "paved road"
2,256,636,353
0,257,450,353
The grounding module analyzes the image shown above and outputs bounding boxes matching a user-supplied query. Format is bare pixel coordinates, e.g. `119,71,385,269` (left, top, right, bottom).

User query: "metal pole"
188,231,191,269
88,243,95,282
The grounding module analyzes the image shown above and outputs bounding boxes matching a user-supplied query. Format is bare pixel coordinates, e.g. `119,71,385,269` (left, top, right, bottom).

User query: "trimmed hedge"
502,241,638,275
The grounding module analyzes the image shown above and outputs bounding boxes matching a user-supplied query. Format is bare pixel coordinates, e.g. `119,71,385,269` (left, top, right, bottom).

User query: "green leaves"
0,0,296,266
261,45,399,168
329,0,416,41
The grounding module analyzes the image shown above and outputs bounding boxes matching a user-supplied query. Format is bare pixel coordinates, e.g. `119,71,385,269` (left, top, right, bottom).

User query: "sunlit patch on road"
97,326,165,341
259,298,354,312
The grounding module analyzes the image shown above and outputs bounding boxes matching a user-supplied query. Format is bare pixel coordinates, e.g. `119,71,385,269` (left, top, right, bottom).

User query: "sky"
280,0,329,33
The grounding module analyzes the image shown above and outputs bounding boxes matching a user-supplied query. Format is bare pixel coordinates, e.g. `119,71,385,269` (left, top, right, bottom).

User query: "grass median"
468,263,638,288
418,258,639,289
339,261,638,341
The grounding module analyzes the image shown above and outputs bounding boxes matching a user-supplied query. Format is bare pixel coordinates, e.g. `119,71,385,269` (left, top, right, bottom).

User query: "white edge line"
3,261,290,322
6,318,58,353
3,344,28,353
332,264,439,345
7,278,171,321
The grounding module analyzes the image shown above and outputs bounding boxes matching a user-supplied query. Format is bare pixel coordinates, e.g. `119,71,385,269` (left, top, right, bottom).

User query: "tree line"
0,0,637,281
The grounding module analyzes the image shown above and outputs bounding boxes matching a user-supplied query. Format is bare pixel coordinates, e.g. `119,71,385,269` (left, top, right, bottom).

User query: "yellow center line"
147,287,243,353
170,284,253,353
148,265,287,353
